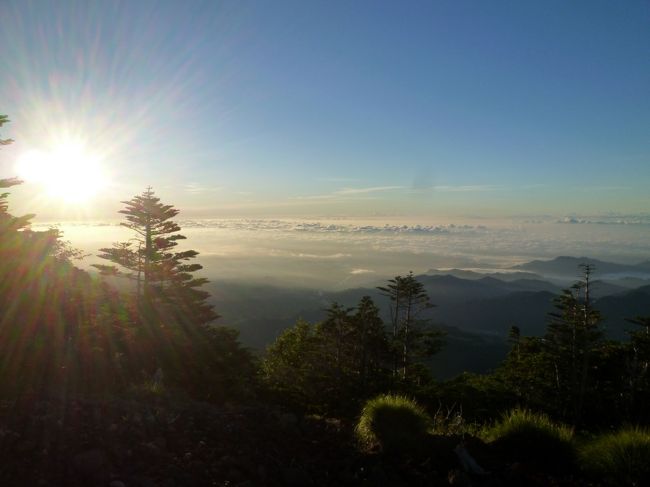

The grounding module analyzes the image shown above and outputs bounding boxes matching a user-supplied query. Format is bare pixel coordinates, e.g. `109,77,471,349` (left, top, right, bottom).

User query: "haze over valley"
37,218,650,380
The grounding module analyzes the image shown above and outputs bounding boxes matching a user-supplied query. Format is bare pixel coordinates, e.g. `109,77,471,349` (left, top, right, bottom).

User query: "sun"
16,138,108,203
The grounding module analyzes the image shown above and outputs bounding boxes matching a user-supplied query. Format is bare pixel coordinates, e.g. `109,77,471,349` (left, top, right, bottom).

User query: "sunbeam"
16,137,108,203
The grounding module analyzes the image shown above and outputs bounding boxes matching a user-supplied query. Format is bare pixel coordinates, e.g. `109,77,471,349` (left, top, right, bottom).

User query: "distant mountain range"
426,268,545,281
429,257,650,285
511,256,650,279
207,256,650,379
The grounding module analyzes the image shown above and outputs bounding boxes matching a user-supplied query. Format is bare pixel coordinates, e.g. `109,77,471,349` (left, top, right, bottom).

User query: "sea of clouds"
35,218,650,289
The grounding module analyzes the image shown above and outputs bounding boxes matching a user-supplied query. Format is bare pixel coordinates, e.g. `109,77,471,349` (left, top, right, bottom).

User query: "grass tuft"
482,408,575,472
579,427,650,486
355,394,432,453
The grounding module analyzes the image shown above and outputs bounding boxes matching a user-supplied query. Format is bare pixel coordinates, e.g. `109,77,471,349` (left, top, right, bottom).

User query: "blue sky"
0,0,648,219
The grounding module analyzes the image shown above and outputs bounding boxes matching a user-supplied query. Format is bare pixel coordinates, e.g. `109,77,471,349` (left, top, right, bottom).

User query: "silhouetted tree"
95,188,223,390
378,272,444,380
0,114,13,147
262,319,322,409
351,296,390,392
623,315,650,419
1,116,33,236
496,333,555,409
0,114,137,396
317,302,354,384
262,297,391,413
96,188,217,322
545,264,602,423
315,298,391,403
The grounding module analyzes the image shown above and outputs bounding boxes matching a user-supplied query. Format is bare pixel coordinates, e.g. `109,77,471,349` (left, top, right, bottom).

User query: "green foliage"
91,188,244,398
624,316,650,422
579,427,650,486
95,187,218,326
482,409,576,472
262,297,391,413
494,265,614,426
0,224,137,396
261,319,322,409
545,265,603,423
422,372,515,428
482,408,574,443
316,298,391,401
430,404,472,436
378,272,444,382
356,394,432,452
495,335,556,411
0,121,252,401
187,325,258,402
0,116,135,396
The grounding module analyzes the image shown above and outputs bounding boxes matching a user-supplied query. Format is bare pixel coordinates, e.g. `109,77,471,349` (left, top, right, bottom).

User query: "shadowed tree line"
259,263,650,429
427,265,650,430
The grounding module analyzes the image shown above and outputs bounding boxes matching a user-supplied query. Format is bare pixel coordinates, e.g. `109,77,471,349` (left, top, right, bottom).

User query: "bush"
580,427,650,486
355,394,432,453
482,409,575,472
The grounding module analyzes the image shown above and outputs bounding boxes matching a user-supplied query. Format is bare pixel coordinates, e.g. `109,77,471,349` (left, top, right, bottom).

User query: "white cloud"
316,177,360,183
557,214,650,225
175,219,487,235
335,186,404,195
432,185,501,192
292,185,405,201
184,183,222,194
46,217,650,288
350,268,375,275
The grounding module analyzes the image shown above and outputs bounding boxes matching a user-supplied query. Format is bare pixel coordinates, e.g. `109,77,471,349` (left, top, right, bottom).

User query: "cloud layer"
38,216,650,290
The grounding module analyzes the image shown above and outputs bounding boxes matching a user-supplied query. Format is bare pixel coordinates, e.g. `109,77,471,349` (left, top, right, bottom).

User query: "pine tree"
624,315,650,418
95,188,219,385
262,319,322,409
95,187,218,326
1,115,33,237
0,114,134,396
351,296,390,392
315,299,389,398
378,272,443,380
318,302,354,379
0,114,13,147
545,264,602,423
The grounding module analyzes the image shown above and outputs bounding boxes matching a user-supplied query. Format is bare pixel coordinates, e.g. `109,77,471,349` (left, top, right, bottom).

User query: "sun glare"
16,139,108,203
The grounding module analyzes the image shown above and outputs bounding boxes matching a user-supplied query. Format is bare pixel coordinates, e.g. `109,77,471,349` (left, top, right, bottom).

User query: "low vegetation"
579,427,650,486
355,394,431,453
482,409,576,473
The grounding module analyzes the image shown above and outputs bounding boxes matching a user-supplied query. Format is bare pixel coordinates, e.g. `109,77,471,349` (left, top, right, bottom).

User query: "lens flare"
16,139,108,203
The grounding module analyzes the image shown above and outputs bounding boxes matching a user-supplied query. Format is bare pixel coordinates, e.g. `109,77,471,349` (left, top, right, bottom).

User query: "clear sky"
0,0,648,221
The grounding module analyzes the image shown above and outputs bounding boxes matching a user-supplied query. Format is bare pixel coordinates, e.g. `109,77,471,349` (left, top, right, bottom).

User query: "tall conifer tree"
378,272,443,380
545,264,602,423
95,187,217,326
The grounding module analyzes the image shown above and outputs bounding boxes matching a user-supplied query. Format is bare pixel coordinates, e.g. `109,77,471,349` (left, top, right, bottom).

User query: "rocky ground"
0,392,596,486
